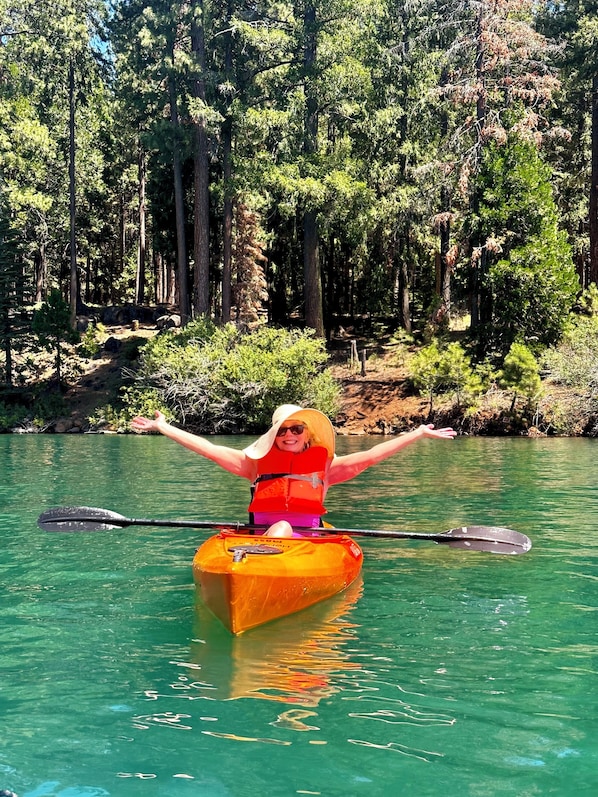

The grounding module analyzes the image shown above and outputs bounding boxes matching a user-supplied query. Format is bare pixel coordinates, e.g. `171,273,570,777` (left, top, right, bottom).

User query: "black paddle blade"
341,524,532,554
438,525,532,554
38,506,131,532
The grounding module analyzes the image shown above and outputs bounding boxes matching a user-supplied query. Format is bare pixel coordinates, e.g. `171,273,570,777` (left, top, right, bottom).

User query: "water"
1,434,597,796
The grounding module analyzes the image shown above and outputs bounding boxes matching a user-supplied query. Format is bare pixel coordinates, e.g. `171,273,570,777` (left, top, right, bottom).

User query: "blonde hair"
286,417,316,448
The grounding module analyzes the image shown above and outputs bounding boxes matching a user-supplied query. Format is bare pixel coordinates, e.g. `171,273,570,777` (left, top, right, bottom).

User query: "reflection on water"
173,577,364,707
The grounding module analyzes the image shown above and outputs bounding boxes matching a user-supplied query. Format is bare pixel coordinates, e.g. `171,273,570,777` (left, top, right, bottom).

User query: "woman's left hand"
418,423,457,439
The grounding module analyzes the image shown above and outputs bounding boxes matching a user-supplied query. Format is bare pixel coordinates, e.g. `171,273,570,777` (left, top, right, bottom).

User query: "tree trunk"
167,256,177,305
397,240,411,333
119,192,125,303
470,257,480,329
590,73,598,285
470,7,487,329
69,58,77,329
304,209,323,334
168,68,191,324
475,8,487,160
221,5,234,323
438,184,452,324
436,67,452,326
34,244,47,303
85,252,90,301
191,5,210,317
324,233,335,335
222,116,233,322
2,313,12,386
155,251,165,304
135,141,147,305
302,0,324,336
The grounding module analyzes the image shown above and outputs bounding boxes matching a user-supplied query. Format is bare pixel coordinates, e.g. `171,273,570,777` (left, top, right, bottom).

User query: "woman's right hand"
131,411,166,433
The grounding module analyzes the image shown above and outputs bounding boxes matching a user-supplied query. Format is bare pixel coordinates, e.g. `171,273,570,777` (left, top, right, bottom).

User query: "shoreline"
2,321,593,437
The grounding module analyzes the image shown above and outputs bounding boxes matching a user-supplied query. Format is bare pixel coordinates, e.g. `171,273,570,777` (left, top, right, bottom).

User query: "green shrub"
576,284,598,316
539,313,598,432
115,322,341,433
0,401,28,432
498,342,541,411
32,289,79,386
0,390,69,432
88,388,172,432
30,391,69,427
409,341,487,412
542,315,598,391
78,325,101,358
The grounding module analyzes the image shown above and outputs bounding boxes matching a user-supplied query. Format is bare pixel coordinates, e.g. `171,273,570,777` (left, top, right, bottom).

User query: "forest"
1,0,598,419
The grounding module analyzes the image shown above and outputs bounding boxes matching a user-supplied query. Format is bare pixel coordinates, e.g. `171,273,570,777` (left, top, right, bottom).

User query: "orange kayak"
192,531,363,634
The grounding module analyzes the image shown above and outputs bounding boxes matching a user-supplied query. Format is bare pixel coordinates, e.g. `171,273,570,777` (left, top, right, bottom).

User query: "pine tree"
231,203,268,324
32,289,79,387
471,136,578,355
0,207,27,387
434,0,563,333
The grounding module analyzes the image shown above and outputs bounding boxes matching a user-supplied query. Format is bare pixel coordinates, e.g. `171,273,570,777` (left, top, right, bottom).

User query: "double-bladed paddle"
37,506,532,554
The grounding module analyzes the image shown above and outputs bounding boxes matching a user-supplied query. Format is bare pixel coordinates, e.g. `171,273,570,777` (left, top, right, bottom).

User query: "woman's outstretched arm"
327,424,456,485
131,411,253,479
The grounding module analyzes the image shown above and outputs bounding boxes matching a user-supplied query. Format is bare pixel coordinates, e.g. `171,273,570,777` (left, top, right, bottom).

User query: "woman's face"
273,420,309,453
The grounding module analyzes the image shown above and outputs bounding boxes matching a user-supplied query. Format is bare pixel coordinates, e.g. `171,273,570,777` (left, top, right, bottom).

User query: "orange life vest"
248,445,328,517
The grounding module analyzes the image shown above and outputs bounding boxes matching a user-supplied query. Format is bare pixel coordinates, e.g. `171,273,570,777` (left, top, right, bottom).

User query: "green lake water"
1,433,597,796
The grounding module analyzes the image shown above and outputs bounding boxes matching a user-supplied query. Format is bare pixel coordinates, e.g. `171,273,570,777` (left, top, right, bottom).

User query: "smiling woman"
241,405,336,537
130,403,456,539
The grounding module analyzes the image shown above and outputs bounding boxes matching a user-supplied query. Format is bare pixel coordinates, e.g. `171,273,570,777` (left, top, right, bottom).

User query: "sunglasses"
276,424,306,436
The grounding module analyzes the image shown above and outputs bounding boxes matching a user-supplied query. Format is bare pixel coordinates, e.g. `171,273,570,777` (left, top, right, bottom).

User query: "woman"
131,404,456,537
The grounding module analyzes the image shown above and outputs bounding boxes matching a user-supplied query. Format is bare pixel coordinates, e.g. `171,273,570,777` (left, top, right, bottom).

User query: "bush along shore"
2,306,598,437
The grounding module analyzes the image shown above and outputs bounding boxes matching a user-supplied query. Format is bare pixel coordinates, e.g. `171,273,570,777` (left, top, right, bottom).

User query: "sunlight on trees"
1,0,597,432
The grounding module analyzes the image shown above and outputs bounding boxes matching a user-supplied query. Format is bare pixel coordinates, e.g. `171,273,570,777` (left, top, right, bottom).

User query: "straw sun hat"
243,404,336,460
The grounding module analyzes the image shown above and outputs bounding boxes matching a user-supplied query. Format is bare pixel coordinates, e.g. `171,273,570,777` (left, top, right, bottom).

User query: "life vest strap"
252,472,325,489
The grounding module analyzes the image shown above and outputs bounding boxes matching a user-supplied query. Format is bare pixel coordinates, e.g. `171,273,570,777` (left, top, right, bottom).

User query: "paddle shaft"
37,506,532,553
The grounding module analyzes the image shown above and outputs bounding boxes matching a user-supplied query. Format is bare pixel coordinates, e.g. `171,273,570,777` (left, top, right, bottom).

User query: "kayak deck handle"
228,544,284,562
